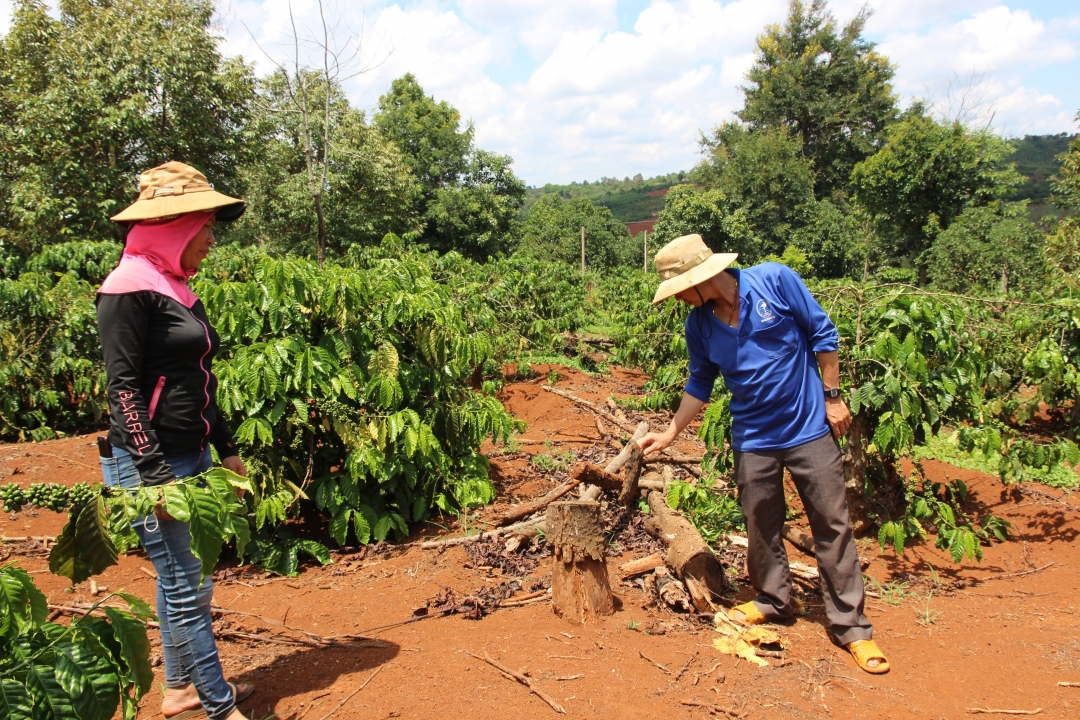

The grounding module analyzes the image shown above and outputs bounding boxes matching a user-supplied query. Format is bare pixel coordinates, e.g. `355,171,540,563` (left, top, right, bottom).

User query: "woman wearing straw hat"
639,234,889,674
97,162,255,719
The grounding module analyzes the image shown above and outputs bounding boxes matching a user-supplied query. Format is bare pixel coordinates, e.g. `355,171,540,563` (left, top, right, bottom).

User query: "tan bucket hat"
652,234,738,304
110,161,245,223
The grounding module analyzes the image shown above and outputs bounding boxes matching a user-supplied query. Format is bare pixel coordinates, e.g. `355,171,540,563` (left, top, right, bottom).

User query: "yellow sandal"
845,639,890,674
727,601,767,625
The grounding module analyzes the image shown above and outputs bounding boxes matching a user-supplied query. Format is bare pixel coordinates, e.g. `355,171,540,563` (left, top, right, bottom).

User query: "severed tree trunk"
644,491,726,612
617,440,645,506
842,413,869,535
548,501,614,624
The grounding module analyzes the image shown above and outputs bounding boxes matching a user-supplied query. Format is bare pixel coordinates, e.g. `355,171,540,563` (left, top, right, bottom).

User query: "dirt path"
2,365,1080,719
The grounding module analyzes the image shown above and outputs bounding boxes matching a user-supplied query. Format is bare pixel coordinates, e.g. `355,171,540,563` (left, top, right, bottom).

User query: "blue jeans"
100,445,235,720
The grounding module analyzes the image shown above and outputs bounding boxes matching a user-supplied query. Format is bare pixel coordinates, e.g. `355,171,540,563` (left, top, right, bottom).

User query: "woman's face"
180,216,216,271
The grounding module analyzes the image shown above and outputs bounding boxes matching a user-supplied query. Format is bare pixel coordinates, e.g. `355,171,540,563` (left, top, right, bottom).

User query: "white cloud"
881,6,1075,90
3,1,1079,182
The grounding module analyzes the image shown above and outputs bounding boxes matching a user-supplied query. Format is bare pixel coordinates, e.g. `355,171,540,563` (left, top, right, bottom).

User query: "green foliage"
523,171,688,222
927,202,1047,294
519,194,635,268
0,563,154,720
0,0,256,252
877,470,1011,563
0,255,106,441
665,477,743,543
651,185,759,260
374,73,474,202
425,150,526,260
739,0,898,200
851,112,1023,269
203,243,521,546
374,74,524,259
697,122,815,257
1052,116,1080,211
236,69,421,258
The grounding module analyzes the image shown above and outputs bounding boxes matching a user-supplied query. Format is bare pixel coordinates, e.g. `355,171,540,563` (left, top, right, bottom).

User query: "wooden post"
549,501,614,624
580,226,585,275
643,230,648,271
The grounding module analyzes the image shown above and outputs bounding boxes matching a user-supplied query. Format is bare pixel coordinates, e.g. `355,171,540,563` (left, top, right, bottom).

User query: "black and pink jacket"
97,212,238,486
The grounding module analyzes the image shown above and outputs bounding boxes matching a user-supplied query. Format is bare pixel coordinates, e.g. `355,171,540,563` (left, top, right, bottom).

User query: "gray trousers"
734,432,872,644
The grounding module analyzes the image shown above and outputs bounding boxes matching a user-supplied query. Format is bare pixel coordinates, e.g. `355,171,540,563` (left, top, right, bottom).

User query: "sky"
2,1,1079,186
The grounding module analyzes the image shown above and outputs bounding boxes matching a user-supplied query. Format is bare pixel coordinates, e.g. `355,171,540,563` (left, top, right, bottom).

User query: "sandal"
845,639,890,674
164,682,255,720
727,601,767,625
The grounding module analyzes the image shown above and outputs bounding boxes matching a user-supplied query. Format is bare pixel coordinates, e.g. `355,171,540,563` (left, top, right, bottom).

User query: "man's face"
674,286,704,307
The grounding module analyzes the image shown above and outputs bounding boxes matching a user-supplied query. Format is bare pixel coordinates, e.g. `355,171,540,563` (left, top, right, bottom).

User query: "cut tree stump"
548,501,614,624
644,491,727,612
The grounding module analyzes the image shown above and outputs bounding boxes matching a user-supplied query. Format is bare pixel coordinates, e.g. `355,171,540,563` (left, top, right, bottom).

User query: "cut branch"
498,480,579,526
467,651,566,714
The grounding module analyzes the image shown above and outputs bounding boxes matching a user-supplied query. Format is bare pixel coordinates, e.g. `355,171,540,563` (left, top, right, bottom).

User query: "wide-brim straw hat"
110,161,246,223
652,234,738,304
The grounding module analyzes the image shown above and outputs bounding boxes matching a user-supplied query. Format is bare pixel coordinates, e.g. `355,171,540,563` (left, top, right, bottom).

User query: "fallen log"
497,479,580,526
619,553,665,578
782,524,816,555
549,501,614,623
644,490,727,612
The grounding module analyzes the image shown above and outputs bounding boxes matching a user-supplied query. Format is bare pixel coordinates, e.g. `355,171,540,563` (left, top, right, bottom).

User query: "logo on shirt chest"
755,299,776,323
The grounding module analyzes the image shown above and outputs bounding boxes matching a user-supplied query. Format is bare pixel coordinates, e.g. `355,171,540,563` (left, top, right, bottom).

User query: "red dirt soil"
3,364,1080,720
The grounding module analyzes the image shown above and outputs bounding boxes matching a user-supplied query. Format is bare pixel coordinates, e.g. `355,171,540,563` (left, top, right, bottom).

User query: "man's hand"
638,429,676,457
825,397,852,439
222,455,247,499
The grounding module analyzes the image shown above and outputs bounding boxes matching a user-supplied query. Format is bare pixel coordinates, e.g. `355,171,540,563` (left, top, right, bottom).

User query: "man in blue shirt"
639,234,889,674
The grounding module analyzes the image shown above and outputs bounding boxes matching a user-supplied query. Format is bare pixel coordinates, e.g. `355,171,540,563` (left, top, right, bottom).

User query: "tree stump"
548,501,614,624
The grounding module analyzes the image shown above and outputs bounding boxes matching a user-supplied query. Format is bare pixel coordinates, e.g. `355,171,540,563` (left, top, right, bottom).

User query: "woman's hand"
222,455,247,499
638,429,676,457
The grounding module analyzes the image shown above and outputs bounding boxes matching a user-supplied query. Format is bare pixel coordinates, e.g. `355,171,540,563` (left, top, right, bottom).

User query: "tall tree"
927,202,1047,294
374,73,473,203
425,150,525,261
698,122,815,257
0,0,256,251
374,74,524,260
739,0,898,200
651,185,761,264
236,69,420,258
851,110,1022,280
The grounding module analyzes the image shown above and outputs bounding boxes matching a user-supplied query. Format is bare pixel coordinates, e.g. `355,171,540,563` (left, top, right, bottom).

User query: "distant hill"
523,171,690,226
1006,133,1076,205
521,132,1076,229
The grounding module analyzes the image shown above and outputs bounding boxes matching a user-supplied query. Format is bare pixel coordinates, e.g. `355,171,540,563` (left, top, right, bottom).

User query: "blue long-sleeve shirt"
684,263,839,452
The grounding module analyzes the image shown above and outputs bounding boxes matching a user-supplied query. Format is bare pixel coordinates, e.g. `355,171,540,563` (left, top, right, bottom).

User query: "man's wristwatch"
824,387,842,399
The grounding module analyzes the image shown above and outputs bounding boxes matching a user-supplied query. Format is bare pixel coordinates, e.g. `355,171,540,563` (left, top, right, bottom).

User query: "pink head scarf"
124,211,215,280
98,211,215,308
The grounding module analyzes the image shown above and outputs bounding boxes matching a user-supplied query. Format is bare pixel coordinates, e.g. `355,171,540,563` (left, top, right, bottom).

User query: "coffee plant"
0,563,155,720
